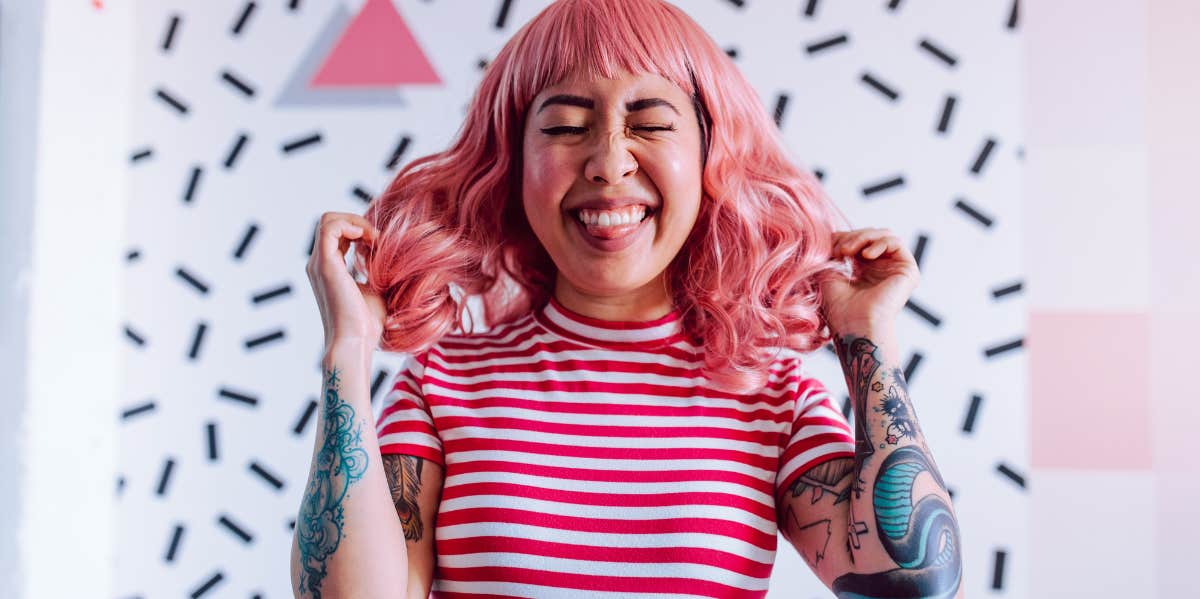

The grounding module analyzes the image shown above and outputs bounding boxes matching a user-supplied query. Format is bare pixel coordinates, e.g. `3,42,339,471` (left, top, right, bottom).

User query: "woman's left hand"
819,228,920,333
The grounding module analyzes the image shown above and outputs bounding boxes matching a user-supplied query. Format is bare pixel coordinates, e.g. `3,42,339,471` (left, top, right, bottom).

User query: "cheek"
645,147,703,227
522,148,573,205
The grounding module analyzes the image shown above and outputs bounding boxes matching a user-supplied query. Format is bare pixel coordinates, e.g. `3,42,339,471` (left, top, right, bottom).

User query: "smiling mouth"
567,205,656,249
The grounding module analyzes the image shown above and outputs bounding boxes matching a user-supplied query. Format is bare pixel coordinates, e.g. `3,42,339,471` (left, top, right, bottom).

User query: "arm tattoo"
296,368,369,599
782,457,854,569
382,454,426,541
830,334,963,599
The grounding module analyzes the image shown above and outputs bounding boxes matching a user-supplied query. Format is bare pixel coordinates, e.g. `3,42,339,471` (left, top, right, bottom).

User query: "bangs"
507,0,700,110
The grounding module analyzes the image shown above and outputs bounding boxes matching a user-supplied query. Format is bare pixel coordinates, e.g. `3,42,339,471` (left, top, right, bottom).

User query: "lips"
567,205,655,252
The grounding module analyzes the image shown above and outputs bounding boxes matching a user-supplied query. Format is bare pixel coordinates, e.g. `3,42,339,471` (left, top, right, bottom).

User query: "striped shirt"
375,296,856,598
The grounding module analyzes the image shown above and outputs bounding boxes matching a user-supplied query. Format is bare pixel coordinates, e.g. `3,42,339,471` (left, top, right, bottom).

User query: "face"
521,69,704,303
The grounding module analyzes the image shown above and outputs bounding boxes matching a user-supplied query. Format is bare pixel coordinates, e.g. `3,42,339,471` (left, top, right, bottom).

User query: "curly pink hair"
360,0,850,392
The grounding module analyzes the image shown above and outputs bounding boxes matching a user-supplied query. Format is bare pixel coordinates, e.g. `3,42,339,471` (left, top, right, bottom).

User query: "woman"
293,0,962,597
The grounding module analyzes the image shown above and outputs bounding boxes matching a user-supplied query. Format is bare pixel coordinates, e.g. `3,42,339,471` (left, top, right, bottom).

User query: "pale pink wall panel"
1147,0,1200,308
1023,0,1145,147
1030,311,1151,469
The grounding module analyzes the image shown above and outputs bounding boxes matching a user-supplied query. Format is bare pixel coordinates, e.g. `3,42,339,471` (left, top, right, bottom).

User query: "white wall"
0,0,133,597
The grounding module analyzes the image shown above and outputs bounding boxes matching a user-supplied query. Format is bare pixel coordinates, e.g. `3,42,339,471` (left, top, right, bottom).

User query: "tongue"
585,220,642,239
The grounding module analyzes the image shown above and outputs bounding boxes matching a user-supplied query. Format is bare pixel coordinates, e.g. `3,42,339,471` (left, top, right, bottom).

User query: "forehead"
534,69,686,105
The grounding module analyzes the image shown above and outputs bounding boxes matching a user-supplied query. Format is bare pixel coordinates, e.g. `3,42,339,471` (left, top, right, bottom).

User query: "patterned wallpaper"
115,1,1025,597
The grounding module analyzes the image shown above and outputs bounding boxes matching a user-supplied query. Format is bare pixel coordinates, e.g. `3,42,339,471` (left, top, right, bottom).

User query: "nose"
583,128,638,184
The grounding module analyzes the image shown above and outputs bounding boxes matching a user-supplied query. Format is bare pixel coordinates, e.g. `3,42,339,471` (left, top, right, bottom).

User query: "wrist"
829,317,896,338
322,338,374,368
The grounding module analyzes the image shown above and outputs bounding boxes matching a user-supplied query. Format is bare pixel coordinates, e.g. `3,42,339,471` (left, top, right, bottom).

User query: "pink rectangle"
1030,311,1152,469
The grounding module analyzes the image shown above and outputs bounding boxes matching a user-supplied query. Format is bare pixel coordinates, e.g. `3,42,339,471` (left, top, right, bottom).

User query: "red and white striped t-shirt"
375,296,855,598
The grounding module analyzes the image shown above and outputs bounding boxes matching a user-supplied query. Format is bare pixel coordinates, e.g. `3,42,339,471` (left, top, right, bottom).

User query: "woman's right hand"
306,211,386,350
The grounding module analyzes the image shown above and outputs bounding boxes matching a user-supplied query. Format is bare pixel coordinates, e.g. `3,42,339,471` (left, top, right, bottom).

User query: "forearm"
830,323,963,598
290,340,409,599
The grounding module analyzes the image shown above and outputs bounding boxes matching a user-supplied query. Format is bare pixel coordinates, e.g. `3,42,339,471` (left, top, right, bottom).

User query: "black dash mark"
962,394,983,433
288,0,301,11
249,461,285,490
772,94,789,128
970,138,998,175
904,299,942,327
218,387,258,407
984,337,1023,358
223,133,249,169
155,88,189,115
183,166,203,203
164,524,184,562
724,47,739,59
233,223,259,260
887,0,903,10
231,2,256,36
992,549,1008,589
130,148,153,163
860,73,900,101
116,476,126,495
306,219,319,257
175,267,210,294
190,571,225,598
494,0,514,28
862,175,905,198
992,280,1023,299
912,233,928,268
351,186,373,203
936,95,956,134
161,14,180,52
155,457,175,496
126,248,141,261
281,132,322,154
220,70,256,98
206,421,218,461
288,519,296,531
725,0,746,7
841,395,852,420
294,399,318,435
188,322,208,360
803,0,820,18
805,34,848,55
902,352,923,384
251,284,291,304
121,401,157,420
477,57,490,70
813,168,824,181
217,514,254,544
124,325,147,347
996,463,1026,489
370,369,388,403
245,329,285,350
954,199,994,227
918,38,958,67
1007,0,1019,30
386,135,412,170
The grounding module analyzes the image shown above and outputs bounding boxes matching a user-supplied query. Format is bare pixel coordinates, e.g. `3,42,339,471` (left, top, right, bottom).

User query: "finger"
319,220,365,267
840,229,884,256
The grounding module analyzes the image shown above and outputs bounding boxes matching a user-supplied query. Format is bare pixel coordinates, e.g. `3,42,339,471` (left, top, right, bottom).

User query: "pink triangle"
310,0,440,88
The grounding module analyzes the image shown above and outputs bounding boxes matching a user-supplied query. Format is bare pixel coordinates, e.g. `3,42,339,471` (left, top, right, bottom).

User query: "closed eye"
540,125,677,136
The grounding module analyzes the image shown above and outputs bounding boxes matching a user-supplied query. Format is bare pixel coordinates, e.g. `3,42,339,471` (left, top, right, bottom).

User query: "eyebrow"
536,94,682,116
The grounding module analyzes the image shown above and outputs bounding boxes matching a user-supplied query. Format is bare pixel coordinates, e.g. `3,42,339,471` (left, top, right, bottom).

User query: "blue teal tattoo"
832,447,962,598
831,334,962,599
296,368,369,598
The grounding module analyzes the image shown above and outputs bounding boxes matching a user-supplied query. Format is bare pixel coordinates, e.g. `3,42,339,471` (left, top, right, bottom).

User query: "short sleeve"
775,361,855,498
375,350,444,466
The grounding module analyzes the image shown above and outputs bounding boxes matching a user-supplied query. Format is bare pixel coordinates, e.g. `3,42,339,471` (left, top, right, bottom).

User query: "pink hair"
360,0,850,393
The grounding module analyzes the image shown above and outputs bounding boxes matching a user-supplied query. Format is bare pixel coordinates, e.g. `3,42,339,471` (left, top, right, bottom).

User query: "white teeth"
576,206,647,227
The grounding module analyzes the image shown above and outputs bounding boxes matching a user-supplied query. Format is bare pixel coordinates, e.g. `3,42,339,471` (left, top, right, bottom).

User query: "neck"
553,273,674,322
